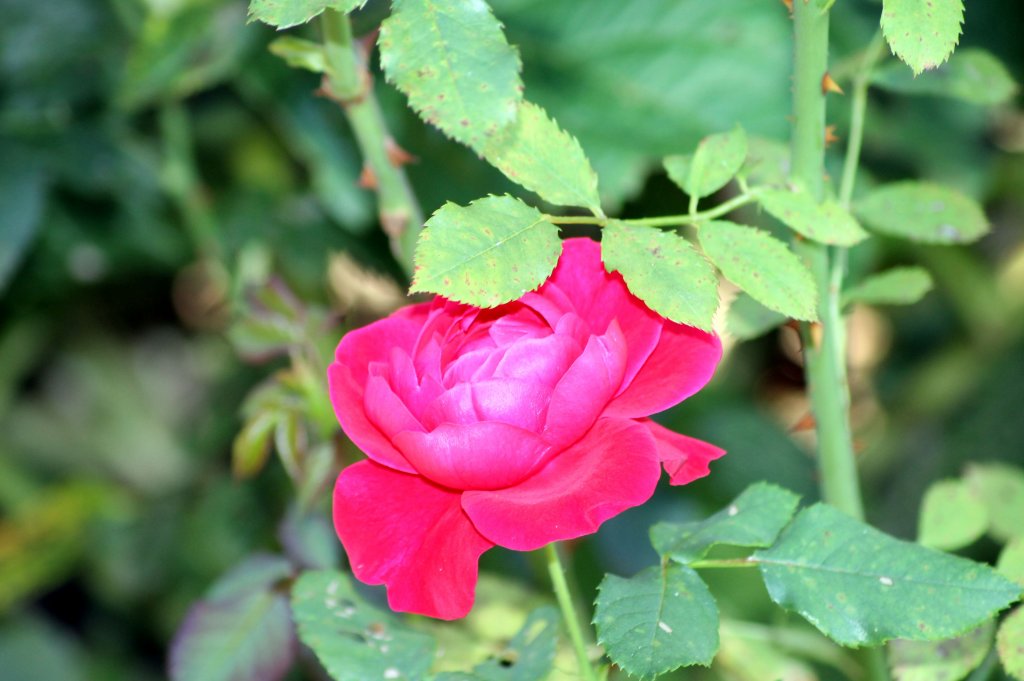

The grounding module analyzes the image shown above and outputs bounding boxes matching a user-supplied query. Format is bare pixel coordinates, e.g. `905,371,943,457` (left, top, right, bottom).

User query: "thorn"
822,72,844,95
825,125,841,147
358,164,378,190
780,0,793,13
385,138,417,166
809,322,823,349
790,412,817,433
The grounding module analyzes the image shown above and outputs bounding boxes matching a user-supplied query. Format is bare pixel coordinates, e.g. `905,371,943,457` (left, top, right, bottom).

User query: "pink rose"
328,238,724,619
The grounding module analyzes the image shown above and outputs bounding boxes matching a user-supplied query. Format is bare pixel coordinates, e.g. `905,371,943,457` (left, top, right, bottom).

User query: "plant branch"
544,188,764,228
320,10,422,276
546,543,598,681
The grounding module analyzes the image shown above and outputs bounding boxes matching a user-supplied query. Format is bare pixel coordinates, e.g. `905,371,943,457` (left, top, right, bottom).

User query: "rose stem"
545,543,598,681
320,9,422,276
790,3,889,680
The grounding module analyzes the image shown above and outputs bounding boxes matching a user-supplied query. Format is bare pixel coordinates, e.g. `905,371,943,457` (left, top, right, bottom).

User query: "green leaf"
664,125,747,199
435,607,560,681
854,181,989,244
843,267,934,308
0,161,46,294
739,136,790,187
965,463,1024,542
651,482,800,564
594,564,719,678
881,0,964,75
997,539,1024,588
232,411,278,479
758,185,869,246
997,606,1024,680
889,622,994,681
379,0,522,150
726,293,787,341
917,479,988,551
410,196,561,307
169,555,296,681
753,504,1021,647
278,507,340,571
871,48,1018,106
482,101,601,213
268,36,326,73
698,220,818,322
249,0,365,29
601,221,719,331
291,570,436,681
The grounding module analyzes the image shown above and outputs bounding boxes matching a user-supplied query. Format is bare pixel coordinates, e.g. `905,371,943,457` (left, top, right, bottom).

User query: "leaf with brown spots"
881,0,964,75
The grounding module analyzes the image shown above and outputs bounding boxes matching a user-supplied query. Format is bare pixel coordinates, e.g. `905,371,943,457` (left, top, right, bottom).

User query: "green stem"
838,32,886,210
688,558,757,570
545,543,598,681
159,101,219,258
320,10,422,276
545,188,764,228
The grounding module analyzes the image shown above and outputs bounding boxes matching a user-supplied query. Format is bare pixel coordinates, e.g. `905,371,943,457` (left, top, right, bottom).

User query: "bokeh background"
1,0,1022,678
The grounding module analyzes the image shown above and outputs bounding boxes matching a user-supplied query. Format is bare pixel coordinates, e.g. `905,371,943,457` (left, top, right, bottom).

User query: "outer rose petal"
333,461,494,620
605,323,722,418
644,419,725,486
462,418,660,551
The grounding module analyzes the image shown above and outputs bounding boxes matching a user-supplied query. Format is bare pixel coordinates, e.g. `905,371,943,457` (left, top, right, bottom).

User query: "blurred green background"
1,0,1022,679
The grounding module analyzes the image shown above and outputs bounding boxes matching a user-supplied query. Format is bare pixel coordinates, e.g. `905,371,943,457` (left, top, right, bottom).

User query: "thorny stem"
546,544,598,681
320,9,422,276
544,188,765,228
791,4,890,680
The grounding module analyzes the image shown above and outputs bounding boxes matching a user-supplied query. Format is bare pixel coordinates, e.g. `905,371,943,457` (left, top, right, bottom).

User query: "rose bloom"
328,238,723,619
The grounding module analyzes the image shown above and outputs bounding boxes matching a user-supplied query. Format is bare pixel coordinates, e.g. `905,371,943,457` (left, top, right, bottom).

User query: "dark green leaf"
754,504,1020,647
843,267,934,308
249,0,365,29
651,482,800,564
964,463,1024,542
854,181,989,244
881,0,964,75
889,622,994,681
379,0,522,150
291,570,436,681
594,564,719,678
410,196,561,307
664,125,747,199
726,293,787,341
482,101,601,213
601,221,719,331
917,479,988,551
997,605,1024,680
871,48,1018,106
698,221,817,321
758,185,869,246
0,162,46,294
435,607,560,681
268,36,326,73
169,555,297,681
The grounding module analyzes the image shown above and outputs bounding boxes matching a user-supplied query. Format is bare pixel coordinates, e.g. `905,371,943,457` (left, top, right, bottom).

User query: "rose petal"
544,321,628,446
644,419,725,485
462,418,661,551
493,333,582,386
333,462,493,620
335,303,430,383
605,323,722,418
394,422,551,490
363,375,425,438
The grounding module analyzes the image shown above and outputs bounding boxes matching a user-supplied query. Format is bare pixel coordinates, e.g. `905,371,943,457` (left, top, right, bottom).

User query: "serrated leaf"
843,267,934,308
651,482,800,564
248,0,365,29
664,126,747,199
410,196,561,307
758,185,869,246
889,622,994,681
855,181,989,244
964,463,1024,542
917,479,988,551
169,555,296,681
871,48,1018,106
881,0,964,75
753,504,1021,647
268,36,326,73
698,221,818,321
594,564,719,678
998,539,1024,588
726,292,787,341
998,605,1024,680
600,221,719,330
379,0,522,150
739,136,790,187
482,101,601,213
435,607,560,681
291,571,436,681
